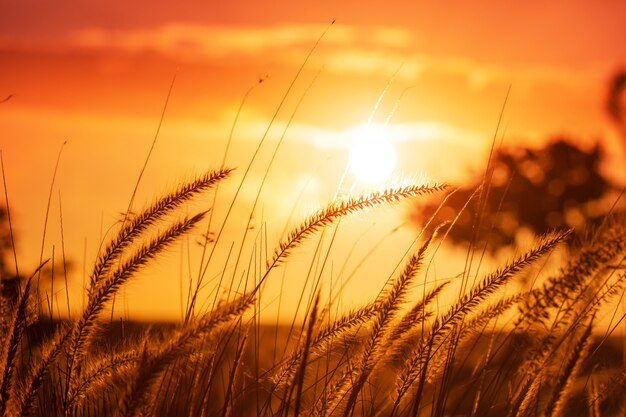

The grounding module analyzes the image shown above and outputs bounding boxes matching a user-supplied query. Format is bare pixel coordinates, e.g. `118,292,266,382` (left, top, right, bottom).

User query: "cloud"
305,48,597,91
0,23,415,59
138,112,484,153
0,22,603,93
263,120,485,150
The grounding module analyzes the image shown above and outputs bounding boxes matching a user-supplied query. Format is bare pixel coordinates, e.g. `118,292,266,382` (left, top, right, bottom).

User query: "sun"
349,124,397,184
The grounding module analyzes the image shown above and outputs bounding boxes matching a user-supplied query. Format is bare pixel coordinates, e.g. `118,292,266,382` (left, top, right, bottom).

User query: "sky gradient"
1,1,625,321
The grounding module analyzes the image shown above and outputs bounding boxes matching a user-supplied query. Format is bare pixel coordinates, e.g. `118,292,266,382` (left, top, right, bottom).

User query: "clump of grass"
2,84,626,417
0,162,455,416
2,157,626,417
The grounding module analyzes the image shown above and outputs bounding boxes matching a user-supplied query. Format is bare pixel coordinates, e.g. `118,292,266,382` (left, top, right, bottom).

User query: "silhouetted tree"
608,70,626,128
411,139,613,251
411,71,626,252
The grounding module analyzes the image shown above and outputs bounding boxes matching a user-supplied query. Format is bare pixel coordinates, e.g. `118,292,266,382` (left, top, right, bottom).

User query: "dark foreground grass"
0,167,625,417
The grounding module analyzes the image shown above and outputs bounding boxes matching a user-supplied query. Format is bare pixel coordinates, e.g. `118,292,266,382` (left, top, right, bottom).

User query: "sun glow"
349,124,397,184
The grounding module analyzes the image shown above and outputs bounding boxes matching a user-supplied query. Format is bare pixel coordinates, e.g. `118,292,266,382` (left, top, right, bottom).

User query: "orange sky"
1,1,625,322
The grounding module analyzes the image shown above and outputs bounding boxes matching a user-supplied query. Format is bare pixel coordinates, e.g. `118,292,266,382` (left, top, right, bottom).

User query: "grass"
2,47,626,417
1,158,626,417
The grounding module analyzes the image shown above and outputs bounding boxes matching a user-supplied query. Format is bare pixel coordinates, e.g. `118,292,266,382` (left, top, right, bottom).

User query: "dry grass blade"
19,212,207,417
543,320,593,417
387,280,450,345
521,218,626,326
121,293,255,417
89,168,232,293
340,227,440,417
266,184,446,278
392,230,571,416
66,350,141,410
270,302,377,389
19,329,71,417
66,212,208,385
221,330,248,417
0,260,49,417
291,290,321,417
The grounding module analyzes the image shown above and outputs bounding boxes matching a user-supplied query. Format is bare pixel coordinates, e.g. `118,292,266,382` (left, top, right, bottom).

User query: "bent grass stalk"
7,146,626,417
391,230,571,416
5,111,626,417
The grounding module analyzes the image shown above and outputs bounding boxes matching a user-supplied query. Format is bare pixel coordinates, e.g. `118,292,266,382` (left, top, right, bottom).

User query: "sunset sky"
2,1,626,321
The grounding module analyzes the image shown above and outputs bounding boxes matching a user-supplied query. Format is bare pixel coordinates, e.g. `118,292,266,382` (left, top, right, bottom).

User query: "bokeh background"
1,0,625,322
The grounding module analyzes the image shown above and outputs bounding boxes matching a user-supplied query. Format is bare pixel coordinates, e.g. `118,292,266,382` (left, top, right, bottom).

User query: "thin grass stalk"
58,193,71,320
391,230,571,416
263,184,446,291
19,329,71,417
121,293,255,417
457,86,510,309
291,291,321,417
66,350,141,411
64,212,207,398
193,77,266,320
341,229,440,417
90,168,232,295
269,302,377,389
468,322,498,417
122,71,177,227
228,69,321,312
305,333,364,416
37,141,66,317
186,22,333,322
313,359,357,417
432,323,461,417
196,327,240,416
521,218,626,326
0,261,49,417
387,280,450,348
544,320,594,417
221,330,248,417
0,151,20,283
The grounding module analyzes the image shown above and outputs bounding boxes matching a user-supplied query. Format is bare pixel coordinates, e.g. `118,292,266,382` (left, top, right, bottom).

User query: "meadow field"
2,4,626,417
2,127,626,416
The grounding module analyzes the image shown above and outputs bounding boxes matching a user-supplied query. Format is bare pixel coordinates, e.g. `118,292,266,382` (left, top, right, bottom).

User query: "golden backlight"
349,124,397,184
2,2,626,416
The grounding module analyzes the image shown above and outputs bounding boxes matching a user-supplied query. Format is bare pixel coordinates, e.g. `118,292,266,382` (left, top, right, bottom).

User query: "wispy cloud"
0,23,414,58
0,22,604,92
60,23,592,89
311,48,600,91
222,118,485,150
